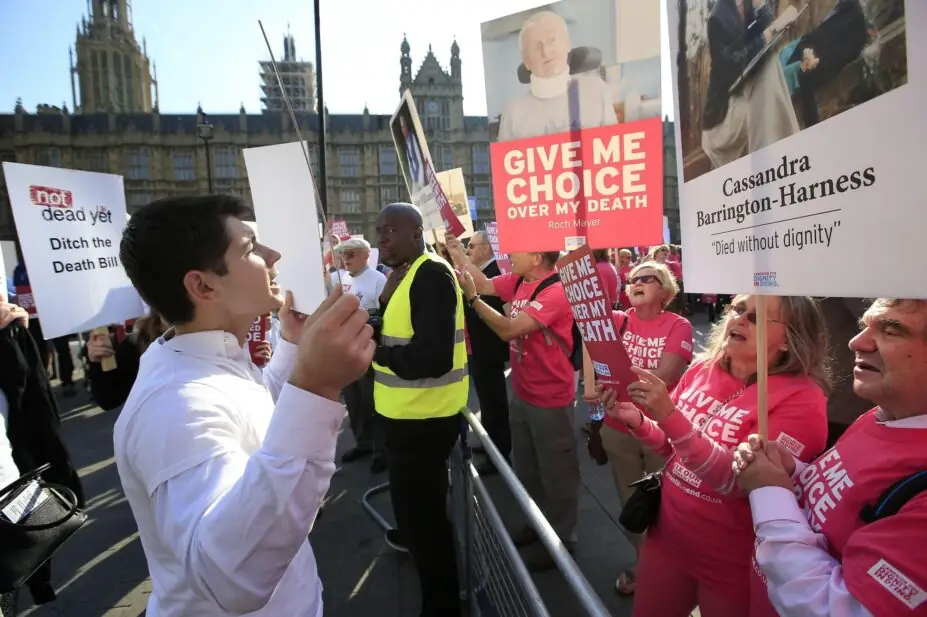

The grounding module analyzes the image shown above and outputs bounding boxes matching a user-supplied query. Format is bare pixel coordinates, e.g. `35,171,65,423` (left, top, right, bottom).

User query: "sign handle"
92,326,118,373
582,343,596,400
755,296,769,441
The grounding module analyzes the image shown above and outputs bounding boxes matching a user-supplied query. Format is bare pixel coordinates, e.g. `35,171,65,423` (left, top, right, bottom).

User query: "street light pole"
314,0,328,214
197,114,214,193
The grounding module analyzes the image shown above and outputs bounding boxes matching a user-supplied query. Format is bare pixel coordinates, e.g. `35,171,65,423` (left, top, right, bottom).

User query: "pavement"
15,313,713,617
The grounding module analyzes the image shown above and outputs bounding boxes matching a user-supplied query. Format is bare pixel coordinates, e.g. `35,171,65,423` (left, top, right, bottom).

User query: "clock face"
427,100,439,114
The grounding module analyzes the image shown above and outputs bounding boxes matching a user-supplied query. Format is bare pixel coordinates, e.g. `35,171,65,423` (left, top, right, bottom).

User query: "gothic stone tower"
72,0,157,113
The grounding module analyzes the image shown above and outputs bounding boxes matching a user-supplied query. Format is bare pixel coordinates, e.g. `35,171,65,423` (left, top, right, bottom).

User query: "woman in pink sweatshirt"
598,295,831,617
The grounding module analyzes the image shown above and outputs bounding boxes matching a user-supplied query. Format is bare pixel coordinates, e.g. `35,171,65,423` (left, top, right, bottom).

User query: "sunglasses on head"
630,274,659,285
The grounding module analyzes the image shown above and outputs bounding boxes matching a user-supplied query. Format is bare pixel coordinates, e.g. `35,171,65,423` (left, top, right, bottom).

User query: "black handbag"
619,469,664,534
618,386,747,534
0,464,87,593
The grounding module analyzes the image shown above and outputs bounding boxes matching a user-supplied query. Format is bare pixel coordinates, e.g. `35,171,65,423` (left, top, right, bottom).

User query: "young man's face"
211,217,283,323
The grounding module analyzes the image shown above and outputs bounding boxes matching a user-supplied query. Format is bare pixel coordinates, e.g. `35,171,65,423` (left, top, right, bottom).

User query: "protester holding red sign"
590,260,693,596
446,236,579,572
594,295,830,616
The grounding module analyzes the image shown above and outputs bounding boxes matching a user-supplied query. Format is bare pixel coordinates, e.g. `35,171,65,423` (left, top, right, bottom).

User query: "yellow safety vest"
373,252,469,419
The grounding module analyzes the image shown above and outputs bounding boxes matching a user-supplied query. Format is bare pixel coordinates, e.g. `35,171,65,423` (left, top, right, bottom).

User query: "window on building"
36,148,61,168
340,189,361,213
173,152,196,181
127,191,153,208
339,148,359,177
126,148,150,180
379,146,398,176
380,185,399,203
472,145,490,175
474,185,492,212
84,150,107,172
436,146,452,171
213,147,238,179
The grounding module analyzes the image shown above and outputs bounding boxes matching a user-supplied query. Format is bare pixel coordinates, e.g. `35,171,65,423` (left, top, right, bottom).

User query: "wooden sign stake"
755,295,769,442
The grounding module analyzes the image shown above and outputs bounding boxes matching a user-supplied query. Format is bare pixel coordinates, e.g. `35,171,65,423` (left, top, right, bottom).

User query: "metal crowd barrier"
362,407,612,617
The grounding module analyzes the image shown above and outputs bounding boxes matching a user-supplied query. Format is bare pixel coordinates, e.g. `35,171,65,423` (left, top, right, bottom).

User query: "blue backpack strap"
861,469,927,523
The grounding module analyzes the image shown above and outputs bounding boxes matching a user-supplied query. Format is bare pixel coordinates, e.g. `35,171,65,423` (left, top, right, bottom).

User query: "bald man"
498,10,617,141
372,203,466,616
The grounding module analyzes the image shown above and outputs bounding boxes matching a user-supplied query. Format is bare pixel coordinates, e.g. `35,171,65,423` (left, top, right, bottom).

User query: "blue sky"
0,0,675,118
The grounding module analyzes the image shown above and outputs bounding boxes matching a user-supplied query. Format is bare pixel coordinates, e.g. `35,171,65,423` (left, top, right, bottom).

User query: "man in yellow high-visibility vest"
372,203,467,617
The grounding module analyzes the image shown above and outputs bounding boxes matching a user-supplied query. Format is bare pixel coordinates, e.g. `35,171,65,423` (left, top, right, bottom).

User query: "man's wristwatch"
466,294,480,307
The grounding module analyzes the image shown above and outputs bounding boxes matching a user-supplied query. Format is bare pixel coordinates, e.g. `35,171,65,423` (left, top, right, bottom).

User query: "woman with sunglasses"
588,261,693,596
594,294,831,617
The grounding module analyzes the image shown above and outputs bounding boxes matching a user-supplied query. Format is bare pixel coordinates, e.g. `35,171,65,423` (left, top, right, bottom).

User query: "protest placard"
667,0,921,297
331,219,350,241
247,314,271,366
481,0,664,253
484,222,511,274
0,245,6,303
557,245,635,395
434,168,474,239
242,141,327,315
389,91,466,237
2,163,145,339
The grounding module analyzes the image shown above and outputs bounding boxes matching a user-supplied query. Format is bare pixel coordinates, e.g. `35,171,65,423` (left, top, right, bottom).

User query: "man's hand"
444,233,468,267
0,303,29,329
289,286,375,402
278,293,306,345
733,434,795,492
87,330,115,363
252,341,272,366
801,47,820,72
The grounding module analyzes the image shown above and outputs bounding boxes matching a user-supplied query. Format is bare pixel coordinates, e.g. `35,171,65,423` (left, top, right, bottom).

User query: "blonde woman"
589,261,693,595
596,295,830,617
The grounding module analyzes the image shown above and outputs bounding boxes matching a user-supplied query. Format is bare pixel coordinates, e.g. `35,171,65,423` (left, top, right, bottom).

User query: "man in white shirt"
334,238,388,472
498,10,617,142
114,195,374,617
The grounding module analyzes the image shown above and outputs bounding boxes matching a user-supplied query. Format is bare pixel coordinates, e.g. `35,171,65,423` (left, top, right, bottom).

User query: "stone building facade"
0,2,680,244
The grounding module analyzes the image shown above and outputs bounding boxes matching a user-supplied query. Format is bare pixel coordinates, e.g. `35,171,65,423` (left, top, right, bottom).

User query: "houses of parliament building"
0,0,680,243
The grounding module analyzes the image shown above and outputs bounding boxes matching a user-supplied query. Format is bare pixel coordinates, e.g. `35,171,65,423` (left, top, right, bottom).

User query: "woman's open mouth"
728,329,747,342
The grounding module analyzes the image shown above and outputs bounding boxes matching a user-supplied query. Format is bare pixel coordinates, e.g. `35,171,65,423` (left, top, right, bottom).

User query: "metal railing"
362,408,612,617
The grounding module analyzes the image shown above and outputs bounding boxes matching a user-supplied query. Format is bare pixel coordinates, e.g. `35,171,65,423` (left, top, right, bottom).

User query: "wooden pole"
91,326,117,372
755,295,769,441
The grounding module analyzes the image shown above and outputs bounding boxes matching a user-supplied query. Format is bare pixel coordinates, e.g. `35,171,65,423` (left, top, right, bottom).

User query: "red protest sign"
491,117,664,253
424,159,466,237
15,285,37,316
557,245,635,398
484,222,511,274
247,314,271,367
331,219,351,241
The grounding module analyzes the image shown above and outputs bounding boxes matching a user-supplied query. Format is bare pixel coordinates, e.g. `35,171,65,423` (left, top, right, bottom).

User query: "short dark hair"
540,251,560,268
120,195,251,324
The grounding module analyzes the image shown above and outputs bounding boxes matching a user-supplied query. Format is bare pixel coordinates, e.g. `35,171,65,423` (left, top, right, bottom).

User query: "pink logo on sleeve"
867,559,927,609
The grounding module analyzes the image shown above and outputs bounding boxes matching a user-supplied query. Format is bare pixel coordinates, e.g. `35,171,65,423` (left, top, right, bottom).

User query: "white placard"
667,1,921,297
367,248,379,270
242,142,326,315
2,163,145,338
0,245,6,303
433,168,475,239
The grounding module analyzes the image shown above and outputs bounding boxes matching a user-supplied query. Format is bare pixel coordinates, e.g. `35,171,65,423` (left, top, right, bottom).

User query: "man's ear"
413,227,423,242
182,270,219,305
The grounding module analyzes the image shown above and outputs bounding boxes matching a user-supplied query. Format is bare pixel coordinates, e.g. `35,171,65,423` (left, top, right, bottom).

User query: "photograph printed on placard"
676,0,907,182
389,91,431,203
481,0,662,143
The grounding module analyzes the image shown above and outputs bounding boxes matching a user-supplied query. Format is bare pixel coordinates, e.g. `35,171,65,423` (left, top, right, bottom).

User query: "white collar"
529,70,571,99
479,258,496,271
874,407,927,429
159,329,248,361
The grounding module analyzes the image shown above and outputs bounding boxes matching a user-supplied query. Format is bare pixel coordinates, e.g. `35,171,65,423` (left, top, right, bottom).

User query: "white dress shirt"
114,330,343,617
750,413,927,617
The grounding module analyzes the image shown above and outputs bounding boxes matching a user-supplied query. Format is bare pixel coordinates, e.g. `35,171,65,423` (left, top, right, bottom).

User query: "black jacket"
0,322,85,506
702,0,773,130
464,260,509,365
84,331,143,411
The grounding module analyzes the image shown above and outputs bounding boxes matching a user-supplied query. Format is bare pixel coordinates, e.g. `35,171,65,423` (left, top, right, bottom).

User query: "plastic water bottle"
589,401,606,422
